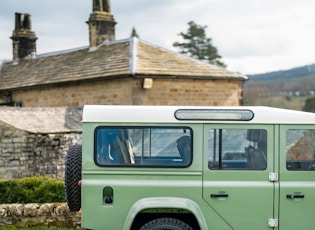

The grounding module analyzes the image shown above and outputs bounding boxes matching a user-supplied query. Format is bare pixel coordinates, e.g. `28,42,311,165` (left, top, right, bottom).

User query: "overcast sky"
1,0,315,75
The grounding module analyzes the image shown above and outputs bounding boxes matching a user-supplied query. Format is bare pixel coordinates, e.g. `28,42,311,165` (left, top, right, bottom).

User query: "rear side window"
208,129,267,170
95,127,192,167
286,129,315,171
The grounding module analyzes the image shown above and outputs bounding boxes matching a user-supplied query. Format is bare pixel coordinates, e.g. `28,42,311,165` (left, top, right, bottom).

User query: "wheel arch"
123,197,208,230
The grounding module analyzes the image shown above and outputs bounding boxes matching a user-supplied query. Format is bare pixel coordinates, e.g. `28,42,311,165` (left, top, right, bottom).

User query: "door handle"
286,194,305,199
211,193,229,198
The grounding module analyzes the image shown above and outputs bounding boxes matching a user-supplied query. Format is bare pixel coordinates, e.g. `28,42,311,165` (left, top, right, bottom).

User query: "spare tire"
65,145,82,211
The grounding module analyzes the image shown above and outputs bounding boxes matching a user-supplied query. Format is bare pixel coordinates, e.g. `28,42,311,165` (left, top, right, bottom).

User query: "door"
278,125,315,229
203,124,277,229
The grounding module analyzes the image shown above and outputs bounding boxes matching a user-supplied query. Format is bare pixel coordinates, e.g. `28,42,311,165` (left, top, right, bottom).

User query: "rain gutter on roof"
129,37,138,75
133,74,246,81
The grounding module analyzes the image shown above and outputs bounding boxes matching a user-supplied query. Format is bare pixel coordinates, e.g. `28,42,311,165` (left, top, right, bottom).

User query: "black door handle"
211,194,229,198
286,194,304,199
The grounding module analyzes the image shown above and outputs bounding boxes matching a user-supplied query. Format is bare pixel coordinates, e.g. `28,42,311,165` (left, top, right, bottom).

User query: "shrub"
303,97,315,112
0,176,66,204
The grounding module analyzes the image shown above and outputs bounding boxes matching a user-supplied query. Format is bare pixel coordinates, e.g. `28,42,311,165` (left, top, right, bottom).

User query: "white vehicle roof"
82,105,315,124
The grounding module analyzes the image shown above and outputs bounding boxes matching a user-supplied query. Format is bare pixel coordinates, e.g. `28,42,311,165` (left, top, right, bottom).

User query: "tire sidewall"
65,145,82,211
139,217,193,230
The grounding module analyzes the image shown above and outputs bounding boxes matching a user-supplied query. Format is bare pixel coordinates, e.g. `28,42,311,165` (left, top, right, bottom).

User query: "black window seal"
94,125,193,168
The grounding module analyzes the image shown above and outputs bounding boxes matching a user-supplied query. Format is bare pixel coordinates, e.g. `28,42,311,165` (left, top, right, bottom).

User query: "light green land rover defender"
65,105,315,230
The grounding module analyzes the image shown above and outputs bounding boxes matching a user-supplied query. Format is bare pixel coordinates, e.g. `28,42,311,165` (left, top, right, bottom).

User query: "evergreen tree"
131,27,139,38
173,21,226,68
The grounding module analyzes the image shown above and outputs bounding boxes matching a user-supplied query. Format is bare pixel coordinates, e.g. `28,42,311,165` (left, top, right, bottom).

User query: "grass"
0,228,77,230
244,95,309,111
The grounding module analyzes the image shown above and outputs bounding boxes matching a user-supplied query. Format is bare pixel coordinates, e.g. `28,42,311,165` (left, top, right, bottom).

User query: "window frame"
94,126,193,168
207,128,268,171
286,129,315,171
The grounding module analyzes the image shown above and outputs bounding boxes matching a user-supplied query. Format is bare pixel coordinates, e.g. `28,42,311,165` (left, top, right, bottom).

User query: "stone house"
0,0,246,180
0,0,246,107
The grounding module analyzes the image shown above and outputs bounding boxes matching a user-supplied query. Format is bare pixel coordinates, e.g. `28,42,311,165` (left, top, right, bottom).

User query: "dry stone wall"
0,203,81,228
0,120,81,180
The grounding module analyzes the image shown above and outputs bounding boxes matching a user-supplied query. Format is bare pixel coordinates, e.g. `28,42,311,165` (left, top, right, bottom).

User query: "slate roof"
0,37,246,91
0,106,82,133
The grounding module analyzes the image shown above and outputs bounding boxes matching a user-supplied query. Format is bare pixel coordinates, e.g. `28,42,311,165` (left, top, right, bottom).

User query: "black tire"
65,145,82,212
139,217,193,230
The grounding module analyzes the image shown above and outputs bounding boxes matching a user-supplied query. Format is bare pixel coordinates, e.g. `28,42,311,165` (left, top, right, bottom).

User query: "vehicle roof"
82,105,315,124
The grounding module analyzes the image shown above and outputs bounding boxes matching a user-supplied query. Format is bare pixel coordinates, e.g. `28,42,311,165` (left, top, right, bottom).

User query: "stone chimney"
10,13,38,62
87,0,117,47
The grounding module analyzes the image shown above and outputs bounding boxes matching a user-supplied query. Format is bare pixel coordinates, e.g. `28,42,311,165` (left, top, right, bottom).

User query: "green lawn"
0,228,77,230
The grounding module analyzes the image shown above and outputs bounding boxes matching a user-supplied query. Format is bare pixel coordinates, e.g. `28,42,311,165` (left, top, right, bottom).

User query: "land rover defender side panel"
203,124,275,229
278,125,315,229
81,123,231,229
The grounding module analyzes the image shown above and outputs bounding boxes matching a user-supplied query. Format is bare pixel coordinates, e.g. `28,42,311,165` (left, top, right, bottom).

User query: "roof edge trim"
89,38,134,52
129,37,138,75
134,74,246,81
38,46,89,58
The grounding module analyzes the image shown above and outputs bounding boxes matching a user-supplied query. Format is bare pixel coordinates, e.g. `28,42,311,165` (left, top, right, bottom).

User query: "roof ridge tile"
129,37,138,75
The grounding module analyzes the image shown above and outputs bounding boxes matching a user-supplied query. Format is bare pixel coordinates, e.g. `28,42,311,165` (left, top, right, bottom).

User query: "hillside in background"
243,64,315,110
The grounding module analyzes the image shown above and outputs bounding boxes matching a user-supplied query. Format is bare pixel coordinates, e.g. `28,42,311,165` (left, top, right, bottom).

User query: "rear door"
203,124,277,229
278,125,315,229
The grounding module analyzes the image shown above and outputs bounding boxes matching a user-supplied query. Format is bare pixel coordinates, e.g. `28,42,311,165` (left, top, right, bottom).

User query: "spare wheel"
65,145,82,212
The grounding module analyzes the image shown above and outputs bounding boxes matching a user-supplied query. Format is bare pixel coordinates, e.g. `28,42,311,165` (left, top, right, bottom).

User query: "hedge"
0,176,66,204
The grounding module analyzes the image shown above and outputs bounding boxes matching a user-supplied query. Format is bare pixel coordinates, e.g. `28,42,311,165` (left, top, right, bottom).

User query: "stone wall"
0,203,81,228
0,120,81,180
12,78,243,107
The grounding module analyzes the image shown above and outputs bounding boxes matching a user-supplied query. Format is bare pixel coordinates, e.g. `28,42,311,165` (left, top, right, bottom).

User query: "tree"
131,27,139,38
303,97,315,112
173,21,226,68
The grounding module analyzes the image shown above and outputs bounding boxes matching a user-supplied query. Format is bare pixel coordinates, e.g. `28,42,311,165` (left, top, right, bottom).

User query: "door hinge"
268,218,278,228
268,172,278,182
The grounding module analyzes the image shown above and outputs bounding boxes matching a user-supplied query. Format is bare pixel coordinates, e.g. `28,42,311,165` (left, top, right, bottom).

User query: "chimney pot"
11,13,37,62
88,0,116,47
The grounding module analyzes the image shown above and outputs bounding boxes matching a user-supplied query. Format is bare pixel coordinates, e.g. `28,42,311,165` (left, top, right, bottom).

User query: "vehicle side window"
95,127,192,167
208,129,267,170
286,129,315,171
